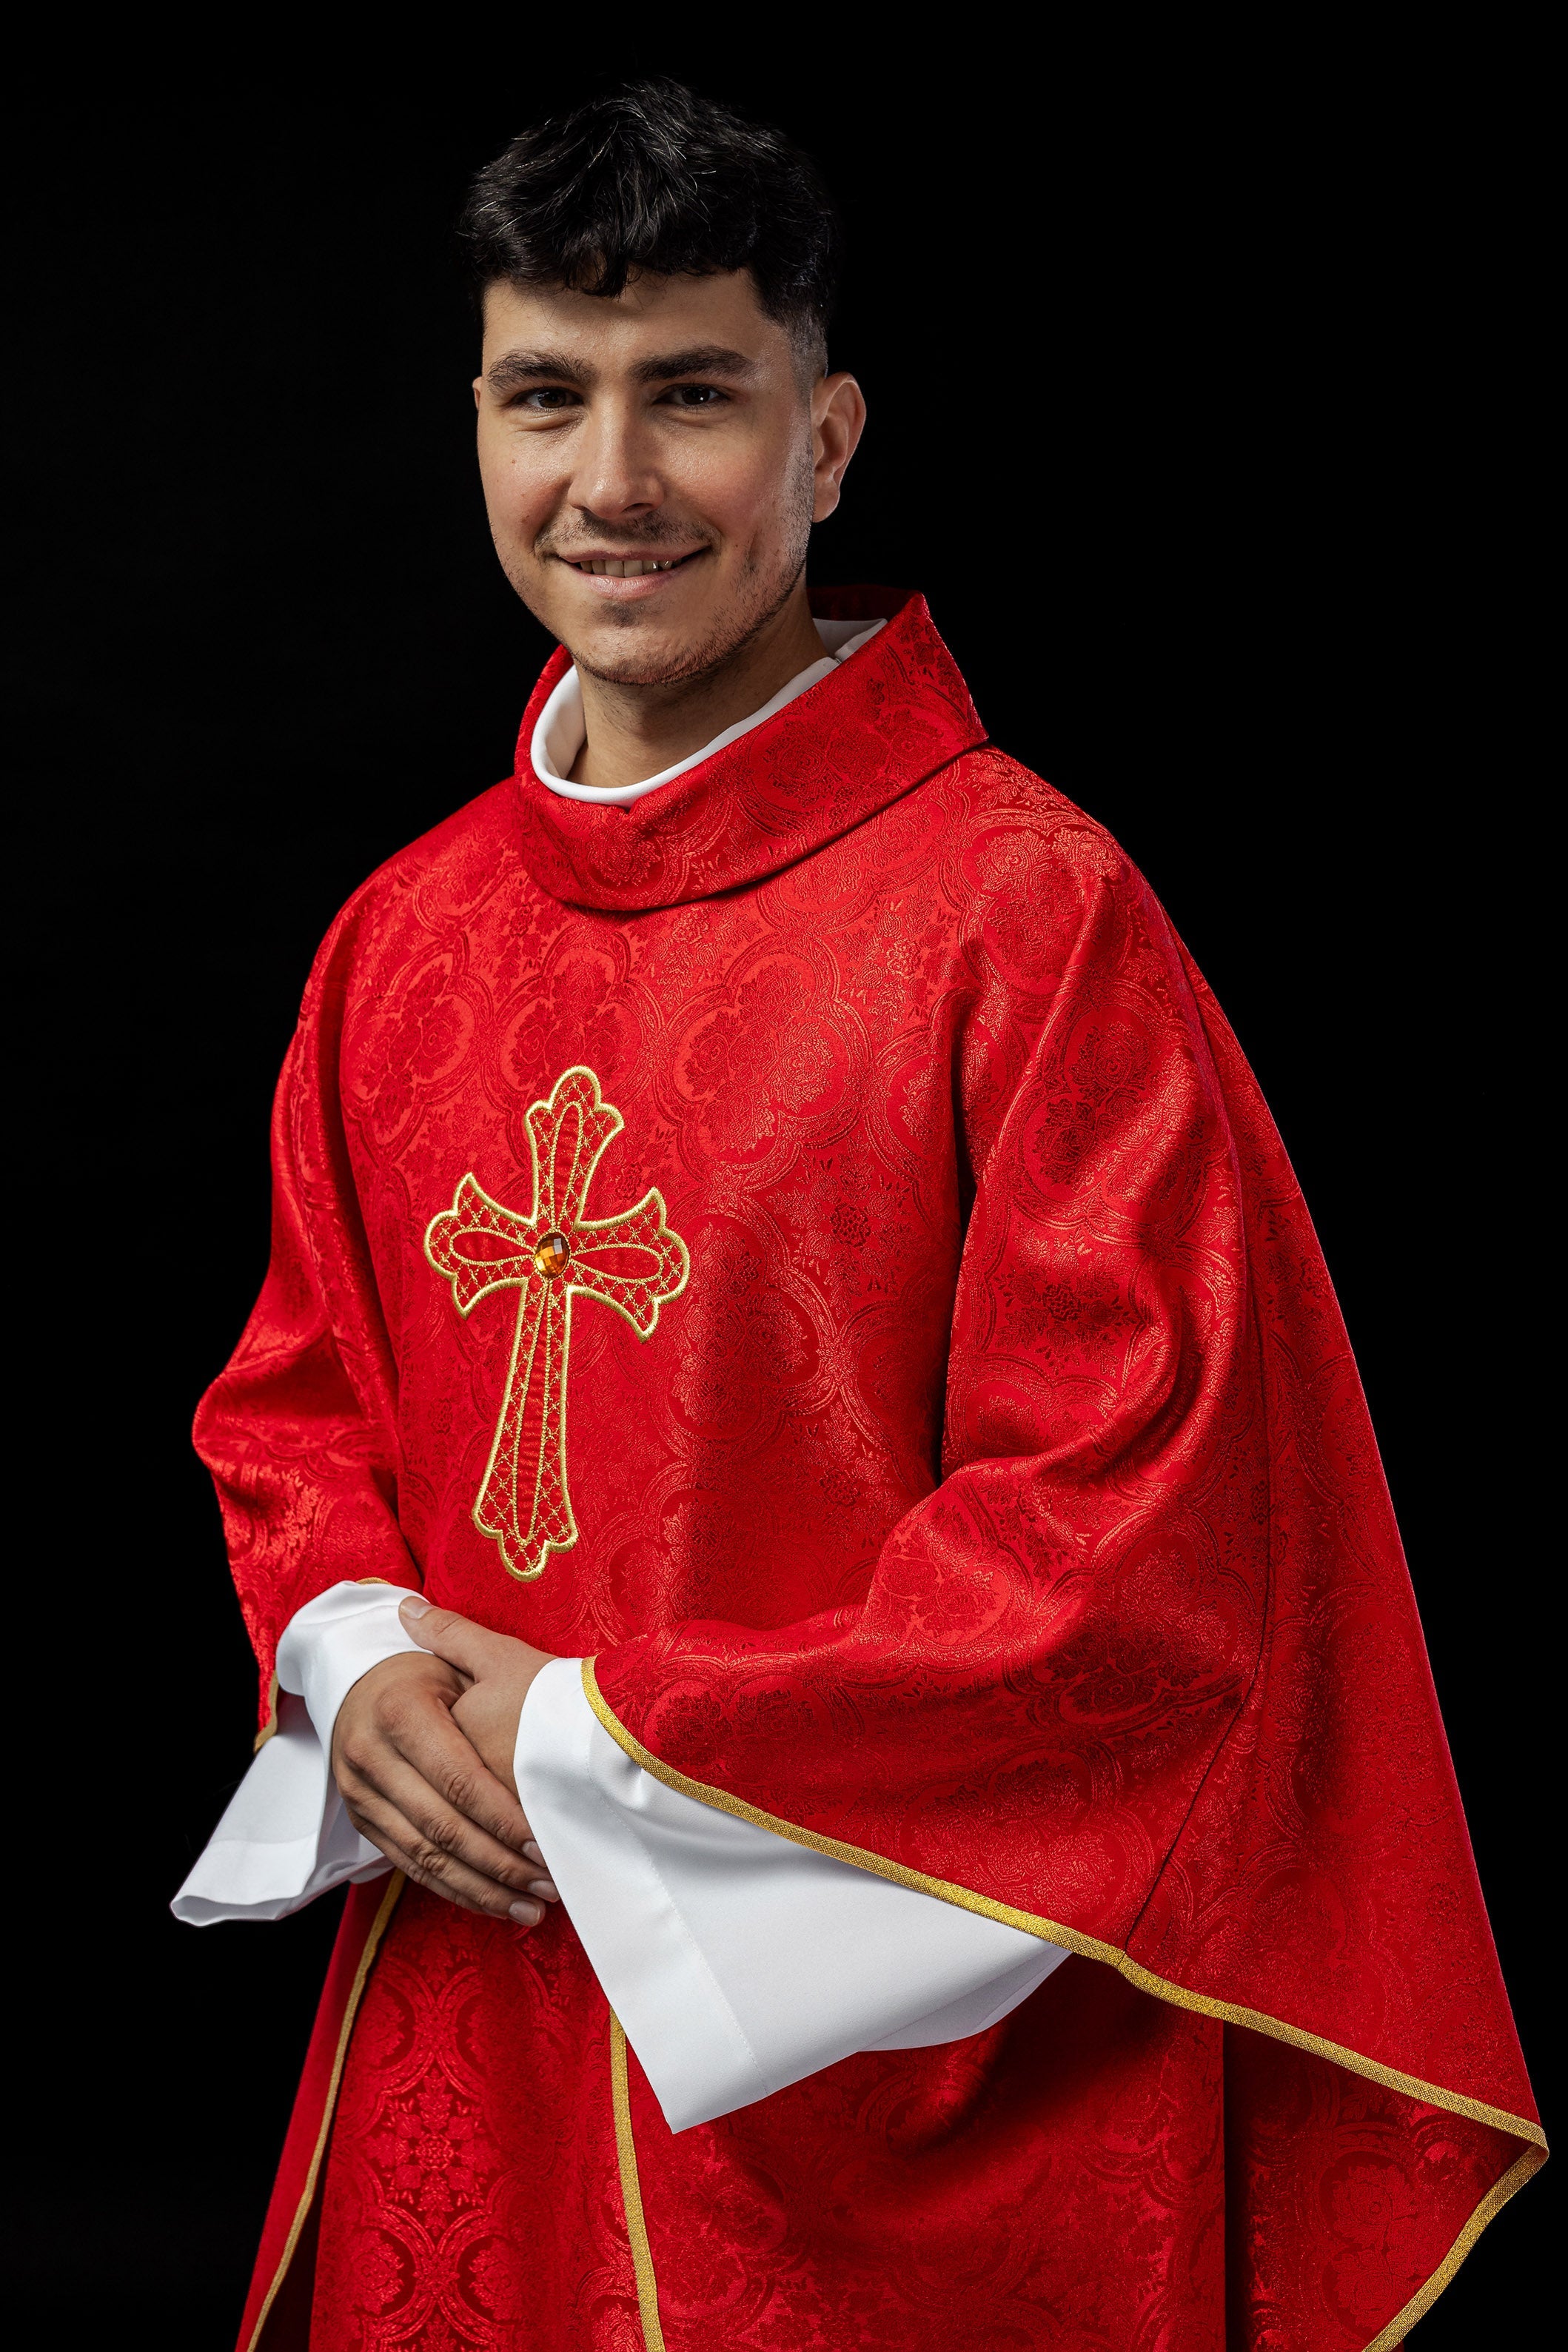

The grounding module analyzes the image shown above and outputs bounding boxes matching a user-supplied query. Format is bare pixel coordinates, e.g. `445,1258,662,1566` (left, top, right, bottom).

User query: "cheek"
477,437,552,541
686,433,810,550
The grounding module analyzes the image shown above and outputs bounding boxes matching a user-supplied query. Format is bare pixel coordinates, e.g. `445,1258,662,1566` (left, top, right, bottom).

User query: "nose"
567,398,663,523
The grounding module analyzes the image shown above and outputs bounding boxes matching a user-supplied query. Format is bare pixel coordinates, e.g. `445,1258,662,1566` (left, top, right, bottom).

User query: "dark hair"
459,79,840,368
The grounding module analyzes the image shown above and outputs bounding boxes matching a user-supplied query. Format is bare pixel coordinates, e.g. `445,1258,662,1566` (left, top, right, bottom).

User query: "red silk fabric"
292,1886,1518,2352
206,591,1539,2349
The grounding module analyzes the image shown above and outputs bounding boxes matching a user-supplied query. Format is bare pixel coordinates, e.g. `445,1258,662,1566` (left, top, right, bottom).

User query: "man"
176,78,1541,2351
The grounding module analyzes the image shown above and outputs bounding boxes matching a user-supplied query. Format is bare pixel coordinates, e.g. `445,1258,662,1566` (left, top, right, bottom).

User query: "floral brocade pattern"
209,593,1538,2350
309,1890,643,2352
309,1897,1512,2351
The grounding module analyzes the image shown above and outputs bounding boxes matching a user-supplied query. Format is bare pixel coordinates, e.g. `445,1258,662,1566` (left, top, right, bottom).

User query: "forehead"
478,270,787,372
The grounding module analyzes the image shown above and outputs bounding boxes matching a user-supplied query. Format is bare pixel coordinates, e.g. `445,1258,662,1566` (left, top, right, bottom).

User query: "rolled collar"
509,587,986,911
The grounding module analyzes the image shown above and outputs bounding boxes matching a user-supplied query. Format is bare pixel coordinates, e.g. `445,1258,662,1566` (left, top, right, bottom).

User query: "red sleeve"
588,839,1539,2142
592,852,1259,1931
193,914,419,1733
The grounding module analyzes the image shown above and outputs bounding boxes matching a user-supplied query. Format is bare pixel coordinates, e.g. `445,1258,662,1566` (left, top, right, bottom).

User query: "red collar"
509,587,985,911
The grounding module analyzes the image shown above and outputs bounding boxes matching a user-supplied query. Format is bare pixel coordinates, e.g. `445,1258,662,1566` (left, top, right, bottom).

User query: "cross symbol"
424,1065,688,1582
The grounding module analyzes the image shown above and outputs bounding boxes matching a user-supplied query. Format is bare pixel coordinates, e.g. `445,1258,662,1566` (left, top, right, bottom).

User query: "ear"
811,373,868,522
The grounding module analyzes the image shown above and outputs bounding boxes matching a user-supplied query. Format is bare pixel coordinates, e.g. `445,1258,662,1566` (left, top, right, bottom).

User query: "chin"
572,612,740,689
574,637,701,688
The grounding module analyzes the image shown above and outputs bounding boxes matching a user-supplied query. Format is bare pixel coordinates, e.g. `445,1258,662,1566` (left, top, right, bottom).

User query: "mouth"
554,548,707,580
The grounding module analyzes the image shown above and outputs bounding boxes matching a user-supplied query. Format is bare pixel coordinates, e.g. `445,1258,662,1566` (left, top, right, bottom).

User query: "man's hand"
329,1605,557,1926
396,1601,552,1801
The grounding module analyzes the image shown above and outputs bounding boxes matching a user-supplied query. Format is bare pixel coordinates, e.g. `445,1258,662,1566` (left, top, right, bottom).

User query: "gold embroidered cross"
424,1066,688,1581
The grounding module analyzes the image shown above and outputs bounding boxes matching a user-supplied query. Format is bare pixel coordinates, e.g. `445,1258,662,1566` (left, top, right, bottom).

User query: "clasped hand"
329,1599,560,1929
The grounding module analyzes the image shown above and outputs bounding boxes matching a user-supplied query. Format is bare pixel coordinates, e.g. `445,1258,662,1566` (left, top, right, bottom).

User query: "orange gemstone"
533,1231,572,1279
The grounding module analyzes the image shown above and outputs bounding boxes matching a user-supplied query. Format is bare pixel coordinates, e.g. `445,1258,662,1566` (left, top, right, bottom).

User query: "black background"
12,30,1551,2344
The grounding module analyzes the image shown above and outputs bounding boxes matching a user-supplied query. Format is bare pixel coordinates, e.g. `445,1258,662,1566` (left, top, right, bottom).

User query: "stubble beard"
515,447,817,694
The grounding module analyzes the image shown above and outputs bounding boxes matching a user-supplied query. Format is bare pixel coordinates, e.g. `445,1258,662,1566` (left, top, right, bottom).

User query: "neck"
567,583,825,794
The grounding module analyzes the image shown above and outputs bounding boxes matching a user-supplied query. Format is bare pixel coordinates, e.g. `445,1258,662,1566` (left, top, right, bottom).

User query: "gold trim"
610,2013,666,2352
585,1664,1547,2347
244,1873,406,2352
1366,2145,1546,2350
253,1669,281,1754
580,1660,1546,2153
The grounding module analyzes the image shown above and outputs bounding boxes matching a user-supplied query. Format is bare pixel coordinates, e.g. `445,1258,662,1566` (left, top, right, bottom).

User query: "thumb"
399,1596,500,1678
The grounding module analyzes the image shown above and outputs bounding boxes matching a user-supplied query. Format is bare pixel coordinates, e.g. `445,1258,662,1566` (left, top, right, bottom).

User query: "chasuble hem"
1362,2145,1546,2352
580,1661,1546,2154
244,1872,406,2352
611,2015,669,2352
583,1663,1546,2349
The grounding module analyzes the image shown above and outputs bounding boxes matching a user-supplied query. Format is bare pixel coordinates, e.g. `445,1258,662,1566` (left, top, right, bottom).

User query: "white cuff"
172,1581,425,1925
515,1658,1068,2133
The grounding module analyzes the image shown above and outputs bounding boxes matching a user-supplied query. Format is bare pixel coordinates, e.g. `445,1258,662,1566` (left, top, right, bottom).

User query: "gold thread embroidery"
244,1872,406,2352
611,2012,666,2351
580,1661,1547,2154
426,1068,688,1583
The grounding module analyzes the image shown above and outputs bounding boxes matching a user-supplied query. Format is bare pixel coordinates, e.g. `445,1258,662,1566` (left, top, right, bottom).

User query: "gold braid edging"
581,1659,1547,2349
1364,2145,1546,2351
611,2014,666,2351
244,1873,406,2352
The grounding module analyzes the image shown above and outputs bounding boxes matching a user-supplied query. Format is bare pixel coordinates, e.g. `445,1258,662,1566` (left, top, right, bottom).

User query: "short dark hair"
459,79,840,369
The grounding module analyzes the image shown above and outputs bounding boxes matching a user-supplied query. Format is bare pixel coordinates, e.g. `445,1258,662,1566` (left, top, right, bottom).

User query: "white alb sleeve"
515,1656,1068,2134
172,1582,426,1926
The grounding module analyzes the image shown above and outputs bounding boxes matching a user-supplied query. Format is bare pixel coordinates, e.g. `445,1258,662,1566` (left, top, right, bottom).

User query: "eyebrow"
486,349,587,395
630,345,758,383
485,344,760,396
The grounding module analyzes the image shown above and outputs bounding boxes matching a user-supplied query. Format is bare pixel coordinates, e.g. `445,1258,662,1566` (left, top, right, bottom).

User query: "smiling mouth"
561,550,705,577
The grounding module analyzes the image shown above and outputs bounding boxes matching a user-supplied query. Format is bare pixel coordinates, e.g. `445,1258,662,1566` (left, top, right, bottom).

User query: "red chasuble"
201,589,1541,2352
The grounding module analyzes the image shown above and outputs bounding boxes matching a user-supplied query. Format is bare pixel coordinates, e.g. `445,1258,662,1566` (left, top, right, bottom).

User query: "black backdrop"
12,36,1550,2344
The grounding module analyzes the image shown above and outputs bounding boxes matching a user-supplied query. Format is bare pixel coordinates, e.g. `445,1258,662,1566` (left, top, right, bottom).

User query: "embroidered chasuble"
198,588,1541,2351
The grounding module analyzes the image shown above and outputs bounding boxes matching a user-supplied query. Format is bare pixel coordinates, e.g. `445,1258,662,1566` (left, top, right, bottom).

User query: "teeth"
582,557,680,575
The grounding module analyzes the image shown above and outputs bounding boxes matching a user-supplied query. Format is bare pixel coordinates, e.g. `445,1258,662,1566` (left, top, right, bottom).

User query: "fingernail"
523,1841,543,1865
400,1598,431,1620
526,1877,559,1903
509,1899,542,1926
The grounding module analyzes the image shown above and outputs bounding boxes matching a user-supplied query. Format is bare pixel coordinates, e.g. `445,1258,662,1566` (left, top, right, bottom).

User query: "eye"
513,386,582,411
660,383,728,408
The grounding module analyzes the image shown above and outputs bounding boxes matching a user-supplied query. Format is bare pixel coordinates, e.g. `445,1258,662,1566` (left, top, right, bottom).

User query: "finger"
342,1748,549,1898
399,1597,506,1681
353,1664,534,1852
386,1689,536,1853
369,1829,546,1929
388,1701,534,1852
344,1788,555,1923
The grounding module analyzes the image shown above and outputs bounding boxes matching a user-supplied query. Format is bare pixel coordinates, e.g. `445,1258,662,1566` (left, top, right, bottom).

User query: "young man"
177,80,1541,2352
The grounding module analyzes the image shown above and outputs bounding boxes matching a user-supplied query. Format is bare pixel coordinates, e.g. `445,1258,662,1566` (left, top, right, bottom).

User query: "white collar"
530,617,886,808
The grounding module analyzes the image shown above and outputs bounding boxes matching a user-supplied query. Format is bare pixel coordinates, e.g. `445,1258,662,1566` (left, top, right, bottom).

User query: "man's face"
474,271,858,686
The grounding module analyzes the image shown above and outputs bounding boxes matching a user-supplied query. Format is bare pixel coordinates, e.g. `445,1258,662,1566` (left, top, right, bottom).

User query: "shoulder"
942,746,1130,886
304,780,525,1005
930,746,1158,979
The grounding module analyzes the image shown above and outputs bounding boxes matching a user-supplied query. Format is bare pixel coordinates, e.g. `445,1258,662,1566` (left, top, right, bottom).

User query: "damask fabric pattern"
309,1889,645,2351
290,1892,1515,2352
204,590,1540,2351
